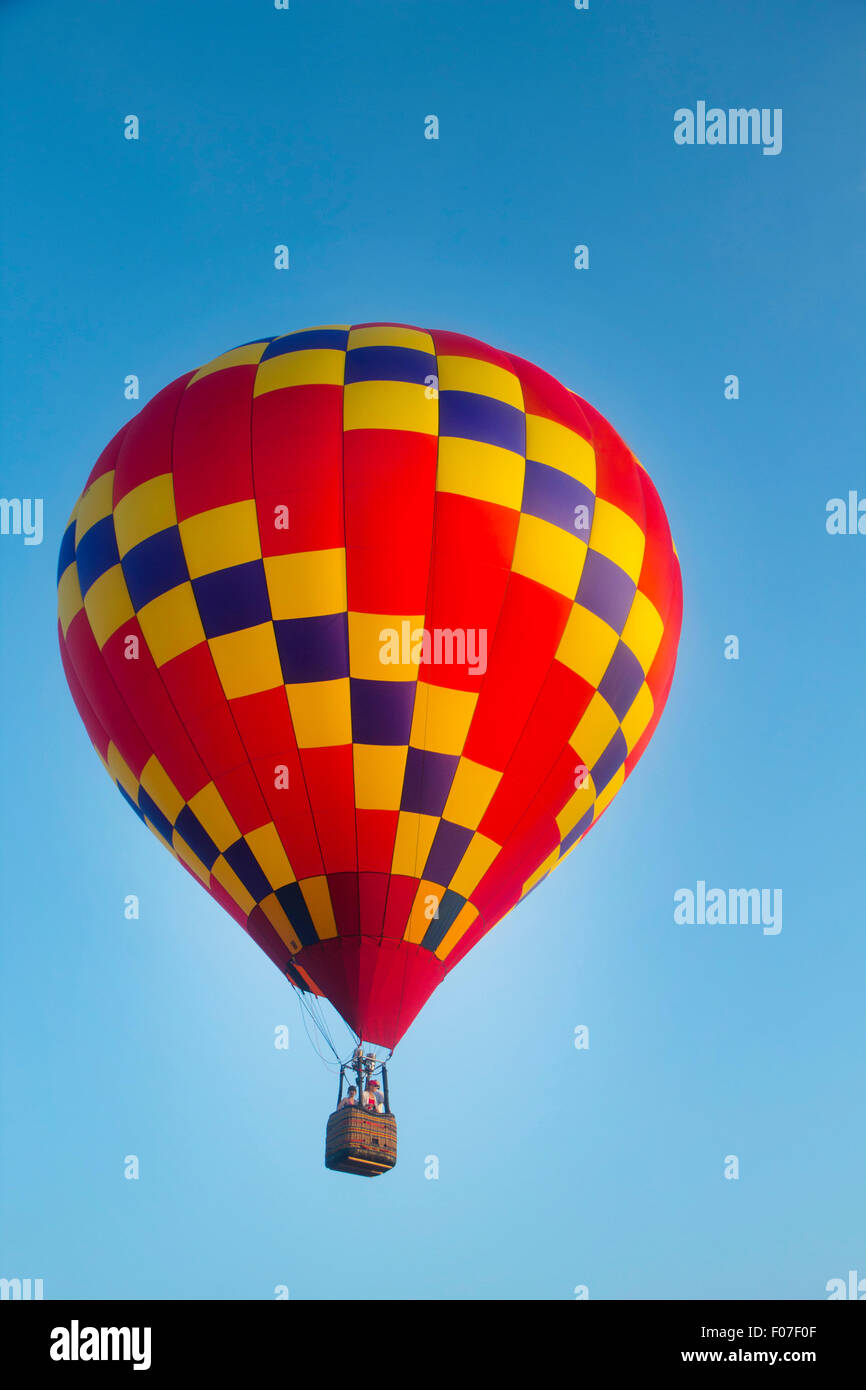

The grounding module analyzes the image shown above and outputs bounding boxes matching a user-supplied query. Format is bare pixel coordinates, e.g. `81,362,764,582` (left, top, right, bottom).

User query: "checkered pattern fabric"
57,323,682,1047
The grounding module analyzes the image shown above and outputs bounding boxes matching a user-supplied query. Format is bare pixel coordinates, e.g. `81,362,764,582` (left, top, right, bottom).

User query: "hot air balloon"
57,323,682,1177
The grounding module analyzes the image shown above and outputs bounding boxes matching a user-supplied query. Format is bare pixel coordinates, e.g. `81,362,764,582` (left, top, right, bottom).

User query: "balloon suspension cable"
294,989,351,1072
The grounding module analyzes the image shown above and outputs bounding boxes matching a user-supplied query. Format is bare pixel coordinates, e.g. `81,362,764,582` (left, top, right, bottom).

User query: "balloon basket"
324,1107,397,1177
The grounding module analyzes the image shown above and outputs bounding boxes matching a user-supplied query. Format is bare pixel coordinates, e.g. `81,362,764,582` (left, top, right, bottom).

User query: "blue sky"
1,0,864,1299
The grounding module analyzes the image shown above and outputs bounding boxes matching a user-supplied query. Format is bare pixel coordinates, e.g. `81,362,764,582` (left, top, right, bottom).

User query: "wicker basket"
325,1106,398,1177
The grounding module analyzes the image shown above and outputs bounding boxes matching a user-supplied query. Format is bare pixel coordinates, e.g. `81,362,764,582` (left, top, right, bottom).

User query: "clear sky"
1,0,864,1300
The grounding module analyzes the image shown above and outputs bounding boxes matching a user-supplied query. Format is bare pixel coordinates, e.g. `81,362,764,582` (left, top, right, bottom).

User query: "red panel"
208,875,248,928
635,465,676,621
327,871,360,937
343,429,437,612
172,366,257,520
355,809,399,873
301,744,357,874
423,494,518,694
230,686,295,759
574,395,645,527
472,811,559,921
182,701,248,779
213,761,271,836
432,492,518,571
356,937,404,1042
380,875,419,942
246,903,293,971
112,374,194,504
385,942,445,1046
479,663,594,843
59,629,111,760
506,352,592,441
230,685,327,869
84,421,130,490
358,871,391,938
625,570,682,775
462,574,571,769
296,935,445,1048
542,744,586,821
101,620,209,800
250,744,323,880
430,328,518,374
251,384,344,555
158,643,249,780
64,611,152,778
269,810,323,881
160,642,225,714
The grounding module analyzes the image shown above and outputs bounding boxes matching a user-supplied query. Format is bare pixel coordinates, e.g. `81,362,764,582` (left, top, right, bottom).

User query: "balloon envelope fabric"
57,323,682,1048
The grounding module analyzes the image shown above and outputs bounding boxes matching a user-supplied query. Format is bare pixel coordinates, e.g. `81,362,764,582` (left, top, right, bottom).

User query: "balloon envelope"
57,323,682,1047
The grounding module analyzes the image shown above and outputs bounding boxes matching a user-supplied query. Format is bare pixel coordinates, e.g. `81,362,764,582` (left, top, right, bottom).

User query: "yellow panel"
286,677,352,748
343,380,437,435
525,413,595,489
621,681,654,751
62,499,79,535
84,564,135,648
245,822,295,888
299,876,338,939
391,811,439,877
590,498,645,583
620,588,664,674
264,548,347,620
349,612,425,681
556,602,619,686
212,855,256,915
409,681,477,755
180,500,261,578
347,325,434,352
254,349,346,396
555,780,596,839
172,830,211,885
138,583,206,666
209,622,282,700
189,342,268,383
450,833,499,897
404,879,447,945
570,692,619,769
436,436,524,510
74,471,114,541
58,562,84,637
433,901,480,961
595,765,625,815
442,758,500,830
113,474,177,557
353,744,408,811
107,742,140,803
188,781,240,852
139,755,184,824
511,513,587,598
259,892,302,953
436,356,523,409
